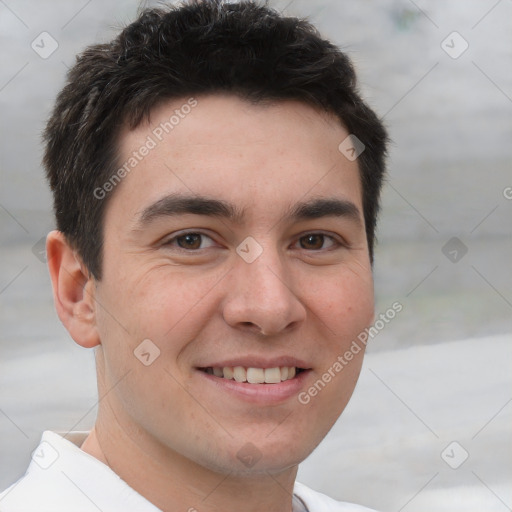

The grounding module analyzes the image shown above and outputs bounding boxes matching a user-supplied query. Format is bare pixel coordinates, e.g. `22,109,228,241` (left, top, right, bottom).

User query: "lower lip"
196,369,311,404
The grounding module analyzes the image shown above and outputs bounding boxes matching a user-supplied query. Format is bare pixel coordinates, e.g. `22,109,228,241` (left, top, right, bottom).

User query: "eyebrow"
135,194,245,228
134,194,362,229
287,197,361,225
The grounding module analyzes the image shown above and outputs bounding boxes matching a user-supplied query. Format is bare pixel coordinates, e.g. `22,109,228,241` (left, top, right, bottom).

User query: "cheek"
296,269,373,442
308,265,375,342
99,264,223,340
94,264,230,398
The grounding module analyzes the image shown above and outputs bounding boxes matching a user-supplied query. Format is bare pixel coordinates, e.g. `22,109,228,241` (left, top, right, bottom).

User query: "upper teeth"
205,366,297,383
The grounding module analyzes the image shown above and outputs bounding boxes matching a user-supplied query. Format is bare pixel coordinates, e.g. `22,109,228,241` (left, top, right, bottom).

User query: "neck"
80,404,298,512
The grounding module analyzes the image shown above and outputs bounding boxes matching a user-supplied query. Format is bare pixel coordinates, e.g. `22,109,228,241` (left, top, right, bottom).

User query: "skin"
47,95,375,512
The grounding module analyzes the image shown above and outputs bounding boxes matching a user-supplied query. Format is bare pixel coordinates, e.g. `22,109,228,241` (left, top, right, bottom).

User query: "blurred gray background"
1,1,511,511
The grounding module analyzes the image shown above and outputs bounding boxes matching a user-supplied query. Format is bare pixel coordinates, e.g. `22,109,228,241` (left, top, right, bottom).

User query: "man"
0,1,387,510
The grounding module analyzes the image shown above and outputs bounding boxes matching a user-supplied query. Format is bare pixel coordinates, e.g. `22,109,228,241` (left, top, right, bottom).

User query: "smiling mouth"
198,366,307,384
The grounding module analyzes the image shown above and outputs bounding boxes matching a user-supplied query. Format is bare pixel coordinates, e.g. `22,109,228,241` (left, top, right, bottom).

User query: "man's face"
93,95,374,475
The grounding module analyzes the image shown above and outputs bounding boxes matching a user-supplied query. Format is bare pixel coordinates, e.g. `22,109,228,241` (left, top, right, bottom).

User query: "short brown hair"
43,0,388,279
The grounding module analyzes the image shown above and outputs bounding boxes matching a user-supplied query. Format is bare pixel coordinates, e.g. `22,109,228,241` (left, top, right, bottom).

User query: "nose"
221,248,307,336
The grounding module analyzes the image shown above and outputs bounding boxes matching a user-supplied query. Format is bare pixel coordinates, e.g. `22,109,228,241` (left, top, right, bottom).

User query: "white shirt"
0,431,378,512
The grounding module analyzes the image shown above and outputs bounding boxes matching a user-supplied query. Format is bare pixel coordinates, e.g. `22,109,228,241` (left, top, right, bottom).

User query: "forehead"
109,95,362,226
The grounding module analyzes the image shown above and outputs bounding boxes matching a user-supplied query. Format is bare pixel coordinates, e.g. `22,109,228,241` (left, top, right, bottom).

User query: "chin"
189,435,311,477
231,434,314,476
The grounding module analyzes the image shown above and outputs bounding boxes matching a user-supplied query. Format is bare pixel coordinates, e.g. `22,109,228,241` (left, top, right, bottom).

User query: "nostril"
238,321,266,334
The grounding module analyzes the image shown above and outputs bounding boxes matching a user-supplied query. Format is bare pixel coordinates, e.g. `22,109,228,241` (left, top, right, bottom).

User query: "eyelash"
162,231,345,252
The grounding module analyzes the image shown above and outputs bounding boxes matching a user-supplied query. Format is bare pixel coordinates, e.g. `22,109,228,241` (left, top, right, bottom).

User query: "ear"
46,230,100,348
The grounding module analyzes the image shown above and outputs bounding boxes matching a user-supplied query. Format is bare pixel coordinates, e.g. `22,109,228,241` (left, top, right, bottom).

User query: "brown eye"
299,234,325,250
176,233,203,249
163,231,217,251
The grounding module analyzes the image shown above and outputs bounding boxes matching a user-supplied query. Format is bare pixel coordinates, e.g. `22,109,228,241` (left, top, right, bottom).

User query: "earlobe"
46,230,100,349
